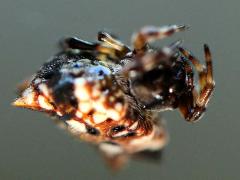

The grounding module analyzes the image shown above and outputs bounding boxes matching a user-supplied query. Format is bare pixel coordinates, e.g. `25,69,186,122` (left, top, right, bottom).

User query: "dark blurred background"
0,0,239,179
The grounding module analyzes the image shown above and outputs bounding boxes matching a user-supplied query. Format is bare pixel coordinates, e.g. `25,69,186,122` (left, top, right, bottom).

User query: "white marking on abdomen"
66,119,87,134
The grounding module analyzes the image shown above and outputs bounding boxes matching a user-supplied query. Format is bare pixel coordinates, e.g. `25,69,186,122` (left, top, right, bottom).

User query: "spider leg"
61,36,128,61
98,31,131,56
60,37,98,51
178,45,215,122
132,25,187,53
180,55,195,89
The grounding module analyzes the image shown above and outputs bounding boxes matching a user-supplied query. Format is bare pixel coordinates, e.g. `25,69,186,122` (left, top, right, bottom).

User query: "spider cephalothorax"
13,25,215,170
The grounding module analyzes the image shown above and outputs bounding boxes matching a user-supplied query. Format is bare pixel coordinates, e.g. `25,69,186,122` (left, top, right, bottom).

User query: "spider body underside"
14,25,215,170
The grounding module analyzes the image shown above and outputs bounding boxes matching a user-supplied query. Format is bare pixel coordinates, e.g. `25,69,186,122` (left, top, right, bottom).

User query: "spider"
13,25,215,170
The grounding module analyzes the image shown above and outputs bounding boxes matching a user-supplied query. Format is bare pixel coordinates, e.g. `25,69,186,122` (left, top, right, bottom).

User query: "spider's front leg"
179,45,215,122
132,25,187,54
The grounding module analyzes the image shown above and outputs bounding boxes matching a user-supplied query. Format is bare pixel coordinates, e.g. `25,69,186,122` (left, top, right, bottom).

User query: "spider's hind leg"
178,45,215,122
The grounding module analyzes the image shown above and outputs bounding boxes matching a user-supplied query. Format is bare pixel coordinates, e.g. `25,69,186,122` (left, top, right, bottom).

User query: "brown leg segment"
132,25,187,53
179,46,206,91
180,56,194,89
179,45,215,122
